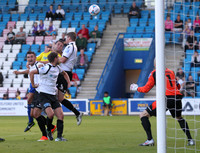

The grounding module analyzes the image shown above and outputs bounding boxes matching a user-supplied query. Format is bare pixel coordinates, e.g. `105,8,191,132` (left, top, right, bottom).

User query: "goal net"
164,1,200,152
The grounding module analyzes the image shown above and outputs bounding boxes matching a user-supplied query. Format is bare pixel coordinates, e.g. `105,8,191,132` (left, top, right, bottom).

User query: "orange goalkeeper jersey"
137,68,182,96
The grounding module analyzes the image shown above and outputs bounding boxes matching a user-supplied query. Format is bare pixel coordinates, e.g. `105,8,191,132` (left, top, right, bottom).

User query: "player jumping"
130,63,195,146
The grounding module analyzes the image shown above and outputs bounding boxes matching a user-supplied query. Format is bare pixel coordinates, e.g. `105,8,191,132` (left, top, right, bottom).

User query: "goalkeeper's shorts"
146,95,183,118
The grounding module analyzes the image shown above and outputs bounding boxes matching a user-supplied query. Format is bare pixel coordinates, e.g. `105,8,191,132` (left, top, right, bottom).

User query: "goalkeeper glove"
130,83,138,91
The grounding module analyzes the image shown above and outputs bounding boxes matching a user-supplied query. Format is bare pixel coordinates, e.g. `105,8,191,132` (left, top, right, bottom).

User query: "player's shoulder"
165,68,175,74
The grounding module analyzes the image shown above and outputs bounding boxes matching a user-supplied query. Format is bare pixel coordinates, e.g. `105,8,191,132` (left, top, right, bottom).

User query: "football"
89,4,100,16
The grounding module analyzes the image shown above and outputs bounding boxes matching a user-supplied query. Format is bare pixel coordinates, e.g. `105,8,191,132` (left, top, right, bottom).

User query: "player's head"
26,51,36,66
66,32,76,43
16,91,20,96
53,40,64,53
48,52,59,65
104,91,109,97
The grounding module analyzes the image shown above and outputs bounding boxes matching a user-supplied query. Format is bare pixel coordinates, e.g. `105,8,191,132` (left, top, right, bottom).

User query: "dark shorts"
103,103,112,109
56,71,72,93
146,95,183,118
39,92,61,110
31,91,41,109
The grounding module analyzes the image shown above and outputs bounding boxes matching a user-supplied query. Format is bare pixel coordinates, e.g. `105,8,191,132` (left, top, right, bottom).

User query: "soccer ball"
89,4,100,16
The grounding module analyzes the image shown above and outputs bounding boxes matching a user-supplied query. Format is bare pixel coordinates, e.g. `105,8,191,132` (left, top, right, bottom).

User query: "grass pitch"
0,116,199,153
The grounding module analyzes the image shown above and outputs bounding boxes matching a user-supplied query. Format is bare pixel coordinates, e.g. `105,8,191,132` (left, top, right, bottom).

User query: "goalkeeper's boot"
24,122,35,132
0,138,5,142
37,136,48,141
55,137,67,141
46,130,53,141
139,139,154,146
188,139,195,146
76,112,83,126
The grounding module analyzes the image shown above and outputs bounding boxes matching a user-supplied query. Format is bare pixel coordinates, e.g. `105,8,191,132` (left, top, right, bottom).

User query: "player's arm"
29,69,39,88
59,56,68,63
130,72,155,93
62,71,71,88
13,69,29,75
59,45,72,63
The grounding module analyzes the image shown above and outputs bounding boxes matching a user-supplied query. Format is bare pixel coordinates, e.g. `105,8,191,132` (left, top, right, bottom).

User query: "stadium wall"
134,38,155,98
0,98,199,116
95,38,125,99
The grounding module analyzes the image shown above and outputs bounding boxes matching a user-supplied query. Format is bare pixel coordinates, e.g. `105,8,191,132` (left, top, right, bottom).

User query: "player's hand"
13,70,19,74
130,83,138,91
32,84,39,88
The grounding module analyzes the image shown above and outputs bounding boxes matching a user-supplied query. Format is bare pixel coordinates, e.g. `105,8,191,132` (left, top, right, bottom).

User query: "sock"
141,116,153,140
28,104,33,123
36,116,47,137
41,116,55,130
57,119,63,138
178,118,192,140
61,99,80,116
47,117,53,132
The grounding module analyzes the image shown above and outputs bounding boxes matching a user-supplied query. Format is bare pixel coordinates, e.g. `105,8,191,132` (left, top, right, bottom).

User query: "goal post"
155,0,166,153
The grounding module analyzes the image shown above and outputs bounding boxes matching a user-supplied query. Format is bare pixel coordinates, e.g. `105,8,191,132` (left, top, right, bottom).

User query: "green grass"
0,116,199,153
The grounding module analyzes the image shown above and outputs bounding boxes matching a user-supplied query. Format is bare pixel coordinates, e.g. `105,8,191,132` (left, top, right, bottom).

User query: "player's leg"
139,101,156,146
168,95,194,146
24,91,35,132
34,107,48,141
57,90,83,125
54,107,66,141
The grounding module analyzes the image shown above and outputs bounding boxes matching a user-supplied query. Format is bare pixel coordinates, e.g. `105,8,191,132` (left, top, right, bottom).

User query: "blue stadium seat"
123,4,130,13
38,13,46,20
12,61,21,70
68,87,77,98
3,14,11,21
89,20,97,27
127,27,135,33
114,4,122,14
21,44,31,53
20,14,28,21
62,20,70,28
17,53,26,62
74,12,83,20
83,12,91,20
71,20,79,28
42,6,49,13
65,13,73,20
63,0,71,4
29,13,38,21
11,14,19,21
80,20,88,27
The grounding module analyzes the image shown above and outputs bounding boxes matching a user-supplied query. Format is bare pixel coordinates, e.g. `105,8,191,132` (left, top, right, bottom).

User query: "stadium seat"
7,21,16,29
0,87,8,98
13,78,22,87
8,87,18,98
17,53,26,62
26,37,35,45
35,36,44,45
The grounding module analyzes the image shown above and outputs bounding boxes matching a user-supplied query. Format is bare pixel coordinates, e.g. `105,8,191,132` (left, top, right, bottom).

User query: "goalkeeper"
130,64,194,146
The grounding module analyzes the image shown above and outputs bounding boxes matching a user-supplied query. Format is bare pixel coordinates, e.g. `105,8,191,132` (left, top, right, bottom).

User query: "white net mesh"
164,1,200,152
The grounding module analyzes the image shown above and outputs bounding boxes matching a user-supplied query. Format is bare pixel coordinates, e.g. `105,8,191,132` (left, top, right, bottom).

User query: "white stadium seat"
8,87,18,98
0,87,8,98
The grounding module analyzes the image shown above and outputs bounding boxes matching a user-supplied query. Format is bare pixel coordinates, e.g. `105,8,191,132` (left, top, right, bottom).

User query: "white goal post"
155,0,166,153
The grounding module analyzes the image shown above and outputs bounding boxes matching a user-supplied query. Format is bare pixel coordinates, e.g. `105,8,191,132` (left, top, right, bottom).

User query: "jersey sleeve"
38,64,50,74
57,65,63,73
137,72,155,93
62,45,73,59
